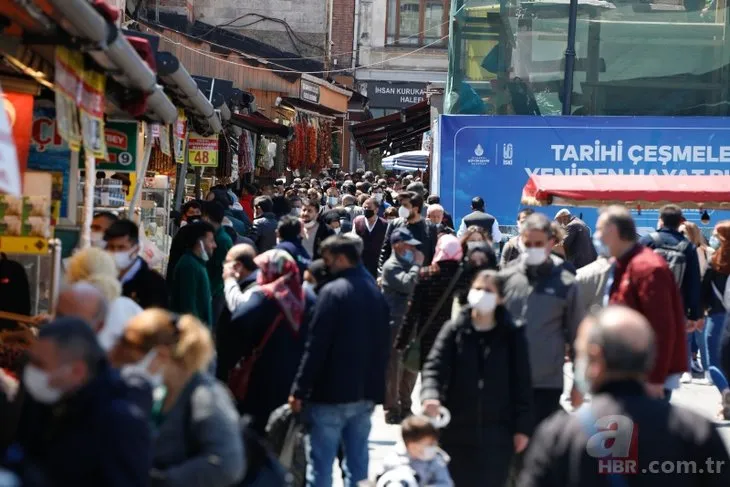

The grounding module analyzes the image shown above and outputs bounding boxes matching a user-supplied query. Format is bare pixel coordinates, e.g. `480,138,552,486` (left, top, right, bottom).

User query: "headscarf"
712,221,730,274
433,234,463,263
254,249,305,332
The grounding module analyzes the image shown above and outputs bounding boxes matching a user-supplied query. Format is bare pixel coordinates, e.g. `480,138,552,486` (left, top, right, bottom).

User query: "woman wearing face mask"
701,221,730,416
222,249,313,434
66,247,143,351
459,225,490,256
396,235,468,369
111,309,245,487
452,243,499,319
420,270,533,487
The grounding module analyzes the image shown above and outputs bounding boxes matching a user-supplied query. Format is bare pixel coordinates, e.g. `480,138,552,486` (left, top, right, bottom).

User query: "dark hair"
360,182,372,194
93,211,119,224
384,207,399,219
254,195,274,214
472,269,503,296
104,219,139,245
39,317,106,373
202,201,226,225
342,183,356,196
600,205,637,242
277,216,302,242
406,181,425,196
234,249,257,272
319,236,360,264
272,195,293,219
398,191,424,212
521,213,553,238
304,198,321,212
323,210,341,225
182,200,202,215
401,415,439,444
427,195,441,205
184,221,215,249
242,183,257,195
209,188,233,207
471,196,485,211
659,204,684,230
518,208,535,220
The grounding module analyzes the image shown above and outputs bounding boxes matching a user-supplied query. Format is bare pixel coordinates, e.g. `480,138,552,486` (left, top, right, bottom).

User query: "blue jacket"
9,364,151,487
292,265,391,404
276,240,312,277
640,228,702,320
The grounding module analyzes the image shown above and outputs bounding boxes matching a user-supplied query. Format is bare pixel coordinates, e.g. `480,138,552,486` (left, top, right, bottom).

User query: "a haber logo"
585,414,639,475
468,144,490,166
106,130,128,150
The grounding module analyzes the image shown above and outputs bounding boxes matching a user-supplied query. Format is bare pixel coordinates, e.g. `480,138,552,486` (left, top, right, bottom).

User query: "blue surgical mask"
402,249,414,263
710,235,721,250
593,235,610,257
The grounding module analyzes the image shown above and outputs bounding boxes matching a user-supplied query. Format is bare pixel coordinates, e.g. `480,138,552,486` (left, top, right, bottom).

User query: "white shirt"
351,215,377,234
120,258,143,285
97,296,143,351
457,218,503,242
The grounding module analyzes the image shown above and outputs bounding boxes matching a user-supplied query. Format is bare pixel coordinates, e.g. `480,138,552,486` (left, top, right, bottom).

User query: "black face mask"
364,209,375,219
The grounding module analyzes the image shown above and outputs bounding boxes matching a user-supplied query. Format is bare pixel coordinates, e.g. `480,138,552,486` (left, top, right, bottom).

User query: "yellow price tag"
0,236,48,255
188,133,219,167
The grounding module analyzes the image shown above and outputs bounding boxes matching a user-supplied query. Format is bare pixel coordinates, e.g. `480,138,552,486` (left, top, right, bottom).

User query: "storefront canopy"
351,100,430,153
230,112,293,138
521,174,730,209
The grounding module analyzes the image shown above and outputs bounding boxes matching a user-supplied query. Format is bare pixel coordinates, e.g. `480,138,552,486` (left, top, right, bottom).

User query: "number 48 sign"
188,133,219,167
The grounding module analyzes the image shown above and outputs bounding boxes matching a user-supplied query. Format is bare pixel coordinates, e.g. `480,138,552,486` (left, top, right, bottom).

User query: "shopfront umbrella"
381,150,429,172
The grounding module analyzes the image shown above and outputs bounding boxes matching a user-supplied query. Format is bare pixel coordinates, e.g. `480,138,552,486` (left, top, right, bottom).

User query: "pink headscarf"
433,234,463,263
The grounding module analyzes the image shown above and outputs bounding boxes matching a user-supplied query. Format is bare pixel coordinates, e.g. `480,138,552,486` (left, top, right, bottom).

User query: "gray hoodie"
499,255,585,390
381,253,420,329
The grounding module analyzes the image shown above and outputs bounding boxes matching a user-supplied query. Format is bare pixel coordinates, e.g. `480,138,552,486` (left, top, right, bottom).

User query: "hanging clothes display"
216,133,233,179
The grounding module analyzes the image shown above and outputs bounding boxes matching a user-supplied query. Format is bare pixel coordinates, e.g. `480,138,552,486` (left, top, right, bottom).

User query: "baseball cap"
391,227,421,246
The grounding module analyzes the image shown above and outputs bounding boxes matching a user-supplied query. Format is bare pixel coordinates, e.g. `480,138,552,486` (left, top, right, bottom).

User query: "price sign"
188,133,219,167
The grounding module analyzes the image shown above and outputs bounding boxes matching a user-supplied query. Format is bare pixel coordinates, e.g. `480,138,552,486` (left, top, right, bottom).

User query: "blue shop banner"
437,115,730,234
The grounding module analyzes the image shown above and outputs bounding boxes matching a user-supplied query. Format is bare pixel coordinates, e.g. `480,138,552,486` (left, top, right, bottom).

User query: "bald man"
222,244,259,313
55,282,108,333
519,306,730,487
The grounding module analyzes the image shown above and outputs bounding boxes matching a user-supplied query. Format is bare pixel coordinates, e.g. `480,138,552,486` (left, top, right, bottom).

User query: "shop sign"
301,80,320,104
188,133,219,167
366,82,426,109
29,104,70,218
80,121,138,172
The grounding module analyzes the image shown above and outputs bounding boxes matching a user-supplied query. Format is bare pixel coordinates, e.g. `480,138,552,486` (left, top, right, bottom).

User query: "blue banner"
437,115,730,234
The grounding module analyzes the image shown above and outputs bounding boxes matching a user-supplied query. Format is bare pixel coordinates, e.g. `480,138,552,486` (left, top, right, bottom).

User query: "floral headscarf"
254,249,305,332
433,234,464,263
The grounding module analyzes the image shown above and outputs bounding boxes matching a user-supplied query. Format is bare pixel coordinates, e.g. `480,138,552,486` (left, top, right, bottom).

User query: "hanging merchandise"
306,122,318,171
79,65,107,160
274,136,287,173
215,133,232,179
238,130,254,174
148,146,174,174
174,109,187,163
230,154,239,183
54,47,83,151
256,137,268,169
159,125,172,157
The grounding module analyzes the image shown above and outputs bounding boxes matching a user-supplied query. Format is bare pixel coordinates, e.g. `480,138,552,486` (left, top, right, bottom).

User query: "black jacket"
0,255,31,329
561,217,597,270
353,215,388,278
215,273,259,382
462,210,496,239
122,258,169,310
292,265,391,404
378,217,437,275
519,380,730,487
250,212,278,253
701,263,729,316
420,306,533,447
276,240,312,278
311,222,335,260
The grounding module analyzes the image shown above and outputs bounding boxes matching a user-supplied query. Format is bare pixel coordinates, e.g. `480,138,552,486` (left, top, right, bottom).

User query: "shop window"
386,0,449,47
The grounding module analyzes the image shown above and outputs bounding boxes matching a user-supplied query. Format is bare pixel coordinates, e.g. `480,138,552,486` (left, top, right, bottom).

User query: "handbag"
229,313,284,402
402,265,464,373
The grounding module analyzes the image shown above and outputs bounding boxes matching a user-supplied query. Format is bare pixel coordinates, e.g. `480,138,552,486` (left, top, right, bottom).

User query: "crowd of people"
0,168,730,487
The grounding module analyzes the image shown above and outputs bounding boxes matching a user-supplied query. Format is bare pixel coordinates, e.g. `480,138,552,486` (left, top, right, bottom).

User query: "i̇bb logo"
585,415,639,474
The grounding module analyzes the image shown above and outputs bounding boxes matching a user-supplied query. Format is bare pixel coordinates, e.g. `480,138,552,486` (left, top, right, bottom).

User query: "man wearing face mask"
324,210,343,236
372,186,392,218
104,219,168,310
500,212,585,426
249,195,278,253
276,216,312,278
378,191,437,276
8,317,151,487
169,221,216,327
501,208,535,269
299,199,334,260
520,306,730,487
352,197,388,278
90,211,119,248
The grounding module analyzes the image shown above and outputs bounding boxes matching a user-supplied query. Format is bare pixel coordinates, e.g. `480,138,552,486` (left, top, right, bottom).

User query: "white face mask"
328,196,338,207
291,208,302,217
90,231,106,249
524,247,547,266
199,240,210,262
418,445,439,462
111,247,137,271
398,206,411,219
466,240,484,250
122,349,164,389
333,227,341,235
467,289,498,315
303,219,317,229
23,364,64,404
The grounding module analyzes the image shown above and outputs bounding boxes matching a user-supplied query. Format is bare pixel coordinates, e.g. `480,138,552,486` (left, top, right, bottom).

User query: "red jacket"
240,194,255,222
609,244,688,384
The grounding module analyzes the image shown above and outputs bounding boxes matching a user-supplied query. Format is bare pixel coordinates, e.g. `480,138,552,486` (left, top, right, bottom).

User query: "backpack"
648,232,689,285
711,274,730,310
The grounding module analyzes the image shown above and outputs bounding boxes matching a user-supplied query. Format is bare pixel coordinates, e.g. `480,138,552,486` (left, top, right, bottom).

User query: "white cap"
554,208,571,219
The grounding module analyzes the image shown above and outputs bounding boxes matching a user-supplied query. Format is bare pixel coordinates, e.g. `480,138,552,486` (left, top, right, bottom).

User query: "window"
386,0,449,46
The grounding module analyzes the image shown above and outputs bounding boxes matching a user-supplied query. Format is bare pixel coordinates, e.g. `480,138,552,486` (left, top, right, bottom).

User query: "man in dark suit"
555,209,598,269
104,219,168,310
520,306,730,487
351,197,387,278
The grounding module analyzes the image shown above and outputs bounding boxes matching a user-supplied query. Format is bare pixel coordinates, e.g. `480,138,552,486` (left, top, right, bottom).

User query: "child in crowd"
376,416,453,487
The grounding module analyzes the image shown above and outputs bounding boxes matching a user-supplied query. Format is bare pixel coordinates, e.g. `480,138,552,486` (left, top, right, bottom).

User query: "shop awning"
282,98,343,119
350,100,430,153
521,174,730,209
230,112,293,138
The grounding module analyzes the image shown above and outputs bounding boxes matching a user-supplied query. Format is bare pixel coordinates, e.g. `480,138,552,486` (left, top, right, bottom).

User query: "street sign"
188,133,219,167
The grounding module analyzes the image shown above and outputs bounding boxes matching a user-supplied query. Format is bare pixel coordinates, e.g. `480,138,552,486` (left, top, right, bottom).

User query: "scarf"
254,249,305,332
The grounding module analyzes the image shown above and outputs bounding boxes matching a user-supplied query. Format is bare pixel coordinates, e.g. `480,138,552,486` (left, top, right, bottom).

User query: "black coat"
352,215,388,278
215,273,259,382
312,222,335,260
227,290,315,434
8,364,151,487
122,258,169,310
291,265,391,405
250,212,278,253
562,217,598,270
420,306,533,447
519,380,730,487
